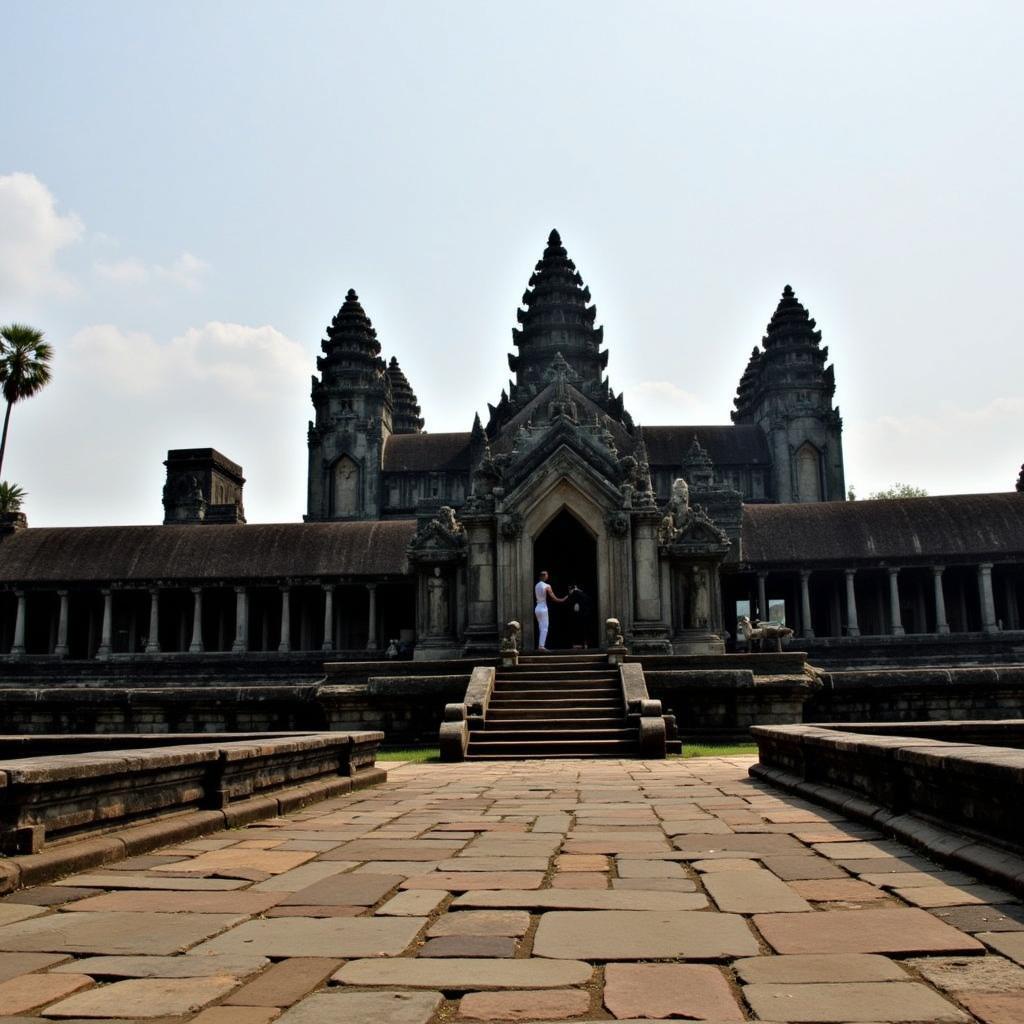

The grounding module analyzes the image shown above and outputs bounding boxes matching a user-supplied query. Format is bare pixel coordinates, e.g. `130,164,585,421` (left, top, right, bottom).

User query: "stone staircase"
464,652,641,760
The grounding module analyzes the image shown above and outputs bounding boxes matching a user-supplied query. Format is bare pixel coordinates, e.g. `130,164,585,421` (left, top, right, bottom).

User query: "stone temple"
2,228,1024,670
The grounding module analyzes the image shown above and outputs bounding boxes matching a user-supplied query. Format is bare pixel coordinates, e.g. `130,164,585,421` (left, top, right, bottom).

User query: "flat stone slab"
250,863,357,892
704,869,812,913
153,849,316,877
193,917,425,958
896,883,1016,908
742,980,969,1022
615,859,687,878
932,904,1024,932
788,878,889,902
275,991,443,1024
459,989,590,1021
759,855,848,880
0,911,244,955
401,871,545,891
325,842,463,861
0,906,47,927
753,908,985,955
611,878,696,892
439,858,550,872
279,874,402,906
0,974,93,1015
53,955,269,978
56,874,248,891
376,890,447,917
222,957,341,1007
907,954,1024,993
958,992,1024,1024
452,890,706,911
63,891,282,915
0,952,71,983
334,957,593,990
418,935,516,958
426,910,531,938
673,833,809,856
603,963,743,1020
44,976,239,1018
733,954,909,984
533,911,759,960
978,931,1024,965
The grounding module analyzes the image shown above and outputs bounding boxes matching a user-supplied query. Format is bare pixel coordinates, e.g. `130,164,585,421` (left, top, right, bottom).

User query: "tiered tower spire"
316,288,387,384
387,357,424,434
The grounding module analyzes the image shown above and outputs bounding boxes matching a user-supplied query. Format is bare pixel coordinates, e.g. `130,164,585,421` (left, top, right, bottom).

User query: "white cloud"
0,172,83,299
845,397,1024,497
94,250,211,290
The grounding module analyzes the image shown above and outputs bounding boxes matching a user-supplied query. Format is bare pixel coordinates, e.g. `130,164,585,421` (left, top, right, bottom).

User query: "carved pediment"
408,505,467,563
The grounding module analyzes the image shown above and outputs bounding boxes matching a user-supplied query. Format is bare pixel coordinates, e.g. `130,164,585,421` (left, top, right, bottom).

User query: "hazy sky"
3,1,1022,526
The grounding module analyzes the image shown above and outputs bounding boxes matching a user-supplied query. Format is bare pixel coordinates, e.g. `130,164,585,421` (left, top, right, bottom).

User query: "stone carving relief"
332,455,359,515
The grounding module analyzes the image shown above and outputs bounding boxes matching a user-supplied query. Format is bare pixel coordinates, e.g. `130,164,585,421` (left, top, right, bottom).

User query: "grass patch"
377,747,441,762
680,742,758,758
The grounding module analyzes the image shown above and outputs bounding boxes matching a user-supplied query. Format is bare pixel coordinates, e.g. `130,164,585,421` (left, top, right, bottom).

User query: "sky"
2,1,1022,526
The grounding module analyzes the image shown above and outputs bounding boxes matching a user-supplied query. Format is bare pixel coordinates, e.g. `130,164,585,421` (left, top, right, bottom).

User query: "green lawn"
376,743,757,762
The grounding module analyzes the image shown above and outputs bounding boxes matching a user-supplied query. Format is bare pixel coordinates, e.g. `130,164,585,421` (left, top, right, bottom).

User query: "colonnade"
5,580,396,659
743,561,1017,640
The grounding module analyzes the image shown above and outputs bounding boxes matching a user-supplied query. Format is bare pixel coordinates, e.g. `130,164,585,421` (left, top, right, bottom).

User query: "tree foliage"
0,481,26,514
868,482,928,500
0,323,53,478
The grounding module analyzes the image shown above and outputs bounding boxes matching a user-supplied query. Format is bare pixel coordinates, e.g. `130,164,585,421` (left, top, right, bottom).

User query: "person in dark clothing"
567,583,592,649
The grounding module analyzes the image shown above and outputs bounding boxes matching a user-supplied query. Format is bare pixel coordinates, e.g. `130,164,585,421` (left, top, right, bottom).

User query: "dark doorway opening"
532,508,599,650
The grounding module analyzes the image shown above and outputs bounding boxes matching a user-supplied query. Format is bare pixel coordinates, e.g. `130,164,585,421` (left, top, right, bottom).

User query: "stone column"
978,563,999,633
1004,576,1020,631
757,572,768,622
278,585,291,652
799,570,814,638
145,586,161,653
843,569,860,637
887,568,905,636
189,587,204,653
632,515,662,622
55,589,70,657
10,589,26,657
932,566,950,635
322,584,335,652
232,586,248,652
98,588,114,658
366,583,378,651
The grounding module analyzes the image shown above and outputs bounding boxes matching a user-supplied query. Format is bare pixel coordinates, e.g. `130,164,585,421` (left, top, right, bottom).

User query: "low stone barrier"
0,730,383,854
751,720,1024,892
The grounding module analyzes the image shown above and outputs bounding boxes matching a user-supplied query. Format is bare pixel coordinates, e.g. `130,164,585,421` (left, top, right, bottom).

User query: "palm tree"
0,324,53,478
0,482,26,514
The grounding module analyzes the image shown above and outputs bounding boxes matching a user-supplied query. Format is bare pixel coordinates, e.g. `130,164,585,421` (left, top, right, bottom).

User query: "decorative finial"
782,284,794,299
345,288,359,301
548,228,561,246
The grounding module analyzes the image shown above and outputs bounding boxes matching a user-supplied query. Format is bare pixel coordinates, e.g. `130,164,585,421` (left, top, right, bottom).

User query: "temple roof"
386,357,424,434
382,432,472,473
742,493,1024,566
316,288,386,380
642,425,770,467
0,521,417,583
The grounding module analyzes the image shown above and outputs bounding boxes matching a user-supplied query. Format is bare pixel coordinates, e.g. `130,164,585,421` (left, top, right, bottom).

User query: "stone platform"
0,758,1021,1023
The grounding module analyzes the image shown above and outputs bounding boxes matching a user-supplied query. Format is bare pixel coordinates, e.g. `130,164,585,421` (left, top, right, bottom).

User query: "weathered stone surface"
63,891,281,914
0,974,92,1014
760,855,847,880
611,878,696,892
458,989,590,1021
438,858,549,872
556,855,609,872
223,957,341,1007
3,887,97,907
324,842,461,861
692,857,761,873
673,833,809,856
190,1008,279,1024
896,883,1015,908
0,911,244,955
53,954,269,978
978,931,1024,966
733,953,908,984
275,990,443,1024
153,849,316,877
932,905,1024,933
251,862,357,892
602,963,743,1020
280,873,401,906
426,910,530,937
552,873,607,889
743,980,968,1022
0,905,47,926
264,905,361,918
44,976,239,1018
704,869,812,913
907,954,1024,993
754,908,984,955
334,957,592,989
193,917,424,958
958,992,1024,1024
0,952,71,982
56,874,247,891
533,910,758,960
401,872,545,891
788,878,889,902
615,859,686,878
376,890,447,916
418,935,516,957
860,870,977,889
452,890,706,911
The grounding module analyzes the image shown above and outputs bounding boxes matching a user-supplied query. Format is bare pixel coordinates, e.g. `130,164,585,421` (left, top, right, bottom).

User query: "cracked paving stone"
0,952,72,982
458,989,590,1021
0,974,93,1015
603,963,743,1020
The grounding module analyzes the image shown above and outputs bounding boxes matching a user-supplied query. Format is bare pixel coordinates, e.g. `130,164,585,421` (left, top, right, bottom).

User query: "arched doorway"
532,508,599,650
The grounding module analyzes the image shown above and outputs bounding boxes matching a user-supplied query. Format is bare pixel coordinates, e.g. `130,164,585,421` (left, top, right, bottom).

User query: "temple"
2,229,1024,668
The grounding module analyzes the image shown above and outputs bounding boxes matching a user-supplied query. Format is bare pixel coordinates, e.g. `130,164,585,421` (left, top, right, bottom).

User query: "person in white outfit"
534,570,567,652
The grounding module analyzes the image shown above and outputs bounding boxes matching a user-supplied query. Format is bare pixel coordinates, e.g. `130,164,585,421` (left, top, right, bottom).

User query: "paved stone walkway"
1,757,1023,1023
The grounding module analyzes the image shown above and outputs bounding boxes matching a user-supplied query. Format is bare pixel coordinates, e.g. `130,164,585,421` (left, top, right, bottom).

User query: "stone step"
466,738,641,757
479,727,634,742
489,691,621,703
499,668,619,679
517,653,606,664
480,716,628,730
487,706,621,720
492,680,620,691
